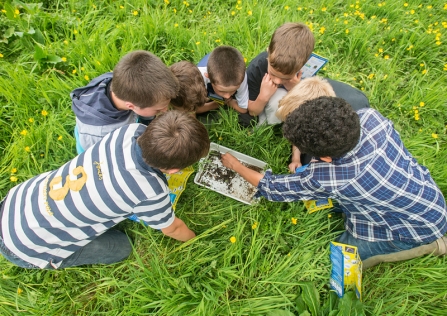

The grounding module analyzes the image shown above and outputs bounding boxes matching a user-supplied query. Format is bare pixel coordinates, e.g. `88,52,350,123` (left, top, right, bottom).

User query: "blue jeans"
0,230,132,269
336,231,425,261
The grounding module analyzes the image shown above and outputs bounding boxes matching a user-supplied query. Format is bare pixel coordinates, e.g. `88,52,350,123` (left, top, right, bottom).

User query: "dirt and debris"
196,150,264,204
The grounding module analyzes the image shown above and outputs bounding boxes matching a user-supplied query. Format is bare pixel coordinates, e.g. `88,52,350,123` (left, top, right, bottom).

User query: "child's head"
138,110,210,172
267,23,315,84
112,50,179,117
169,61,207,112
206,46,246,99
283,96,360,158
276,76,336,121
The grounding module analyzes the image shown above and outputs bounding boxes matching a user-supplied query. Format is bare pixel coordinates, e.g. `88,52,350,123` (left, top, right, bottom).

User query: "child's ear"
204,72,209,79
125,102,136,110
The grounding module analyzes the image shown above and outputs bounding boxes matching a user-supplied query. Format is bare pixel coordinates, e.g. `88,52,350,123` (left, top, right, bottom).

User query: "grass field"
1,0,447,315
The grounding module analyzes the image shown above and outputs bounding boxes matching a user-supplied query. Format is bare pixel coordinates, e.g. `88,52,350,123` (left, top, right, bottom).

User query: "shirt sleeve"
247,52,268,101
235,73,249,109
256,170,329,202
132,193,175,230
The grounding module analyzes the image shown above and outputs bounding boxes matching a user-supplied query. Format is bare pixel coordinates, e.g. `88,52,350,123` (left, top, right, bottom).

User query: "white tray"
194,143,267,204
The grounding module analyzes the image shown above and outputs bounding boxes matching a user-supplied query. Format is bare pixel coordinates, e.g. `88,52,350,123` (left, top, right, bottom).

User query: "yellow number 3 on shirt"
48,166,88,201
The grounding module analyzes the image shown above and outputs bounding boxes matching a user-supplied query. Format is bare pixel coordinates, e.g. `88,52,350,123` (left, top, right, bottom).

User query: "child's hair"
283,96,360,158
207,46,246,86
112,50,179,108
169,61,207,112
268,22,315,75
138,110,210,170
276,76,336,121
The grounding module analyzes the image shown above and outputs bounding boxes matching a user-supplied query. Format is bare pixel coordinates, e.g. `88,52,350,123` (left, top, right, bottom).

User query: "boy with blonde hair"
72,50,179,153
169,61,208,114
276,76,369,171
243,22,315,126
197,46,248,114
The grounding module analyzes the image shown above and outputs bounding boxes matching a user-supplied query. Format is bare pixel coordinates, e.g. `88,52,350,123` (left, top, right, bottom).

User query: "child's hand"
259,73,278,101
221,153,241,171
282,71,302,91
288,161,302,173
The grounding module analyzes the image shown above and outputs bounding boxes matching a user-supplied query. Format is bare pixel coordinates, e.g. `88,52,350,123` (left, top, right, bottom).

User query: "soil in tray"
197,150,264,203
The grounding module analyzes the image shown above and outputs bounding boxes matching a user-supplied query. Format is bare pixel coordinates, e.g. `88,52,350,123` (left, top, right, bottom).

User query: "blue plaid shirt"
257,108,447,243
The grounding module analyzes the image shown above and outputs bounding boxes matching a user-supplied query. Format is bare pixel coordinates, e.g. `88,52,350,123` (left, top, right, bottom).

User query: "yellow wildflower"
345,29,349,34
73,30,78,34
215,39,221,43
72,69,77,74
284,6,289,10
230,236,236,243
14,9,19,15
384,55,390,59
297,7,302,11
291,218,297,225
133,10,138,15
10,176,18,182
328,214,332,218
1,9,6,13
41,110,48,116
404,2,408,6
196,41,200,45
410,9,415,14
0,53,3,58
58,135,63,141
383,74,388,79
17,288,23,294
61,57,67,62
120,5,124,9
252,222,258,229
432,133,438,139
248,10,252,15
422,69,427,74
84,75,89,81
368,73,375,79
20,130,27,136
25,146,30,152
319,27,326,34
231,11,235,15
11,168,17,173
443,64,447,71
164,0,170,4
81,67,85,71
322,7,327,11
63,40,68,45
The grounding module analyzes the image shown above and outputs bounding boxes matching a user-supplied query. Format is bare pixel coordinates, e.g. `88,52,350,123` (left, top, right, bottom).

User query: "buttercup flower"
84,75,89,80
291,218,297,225
61,57,67,62
58,135,63,141
25,146,30,152
20,130,27,136
432,133,438,139
10,176,18,182
41,110,48,116
230,236,236,243
420,102,425,107
11,168,17,173
252,222,258,229
133,10,138,15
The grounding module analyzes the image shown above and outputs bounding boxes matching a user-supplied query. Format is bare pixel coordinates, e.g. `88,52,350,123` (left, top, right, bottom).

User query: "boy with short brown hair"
243,22,315,126
169,61,208,113
197,46,249,114
72,50,179,153
0,111,210,269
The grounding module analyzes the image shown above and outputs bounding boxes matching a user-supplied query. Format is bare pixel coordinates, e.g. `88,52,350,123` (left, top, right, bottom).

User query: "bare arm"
248,74,278,116
221,153,264,187
288,145,302,173
226,98,248,114
195,101,220,114
161,216,196,242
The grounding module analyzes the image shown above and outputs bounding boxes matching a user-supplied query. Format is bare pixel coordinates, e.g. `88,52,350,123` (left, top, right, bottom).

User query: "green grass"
1,0,447,315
